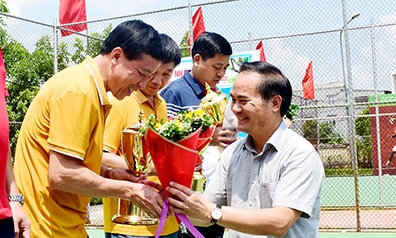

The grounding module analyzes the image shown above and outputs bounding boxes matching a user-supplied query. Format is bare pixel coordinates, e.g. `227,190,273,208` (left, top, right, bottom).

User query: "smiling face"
192,53,230,89
230,71,283,139
140,61,176,97
108,49,161,100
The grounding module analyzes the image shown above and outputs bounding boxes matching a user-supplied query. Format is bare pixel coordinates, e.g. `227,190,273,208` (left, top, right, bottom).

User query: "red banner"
302,61,315,100
187,7,206,46
256,41,266,62
59,0,87,37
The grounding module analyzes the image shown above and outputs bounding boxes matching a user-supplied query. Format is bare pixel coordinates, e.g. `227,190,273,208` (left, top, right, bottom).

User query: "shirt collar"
244,120,288,156
132,90,149,104
184,71,206,98
82,56,112,117
132,90,162,110
82,56,110,107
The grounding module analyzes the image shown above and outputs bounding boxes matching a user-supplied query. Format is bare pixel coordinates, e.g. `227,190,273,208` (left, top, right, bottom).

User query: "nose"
150,74,161,85
216,69,226,78
137,79,147,89
231,101,242,113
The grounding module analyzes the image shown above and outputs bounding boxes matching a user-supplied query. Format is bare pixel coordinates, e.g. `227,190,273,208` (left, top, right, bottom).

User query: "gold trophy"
199,82,228,125
192,83,229,192
112,112,158,225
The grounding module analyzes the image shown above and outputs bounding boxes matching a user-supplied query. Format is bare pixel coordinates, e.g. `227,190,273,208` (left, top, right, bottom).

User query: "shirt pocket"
259,181,278,208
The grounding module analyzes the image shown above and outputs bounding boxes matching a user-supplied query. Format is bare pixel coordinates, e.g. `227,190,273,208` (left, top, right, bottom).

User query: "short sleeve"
103,103,126,154
47,91,98,159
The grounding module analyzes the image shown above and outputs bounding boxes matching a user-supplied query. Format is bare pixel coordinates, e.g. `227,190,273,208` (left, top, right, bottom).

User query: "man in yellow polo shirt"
13,20,168,238
102,34,181,238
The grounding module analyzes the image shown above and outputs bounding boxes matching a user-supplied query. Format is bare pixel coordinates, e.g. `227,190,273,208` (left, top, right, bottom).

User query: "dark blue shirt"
160,71,206,118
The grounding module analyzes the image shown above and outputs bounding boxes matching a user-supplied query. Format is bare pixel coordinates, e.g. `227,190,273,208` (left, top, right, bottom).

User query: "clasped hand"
110,168,167,218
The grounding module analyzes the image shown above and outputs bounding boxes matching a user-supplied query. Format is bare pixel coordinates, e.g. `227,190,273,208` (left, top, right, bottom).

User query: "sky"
5,0,396,92
8,0,191,23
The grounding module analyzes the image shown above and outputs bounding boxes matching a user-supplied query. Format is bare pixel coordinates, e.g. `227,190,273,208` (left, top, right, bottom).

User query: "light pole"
341,0,361,231
340,12,360,103
187,0,193,50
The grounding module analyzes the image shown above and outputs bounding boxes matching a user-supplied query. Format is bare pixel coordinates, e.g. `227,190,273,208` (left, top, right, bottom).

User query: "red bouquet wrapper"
195,126,216,164
145,127,201,197
196,126,216,152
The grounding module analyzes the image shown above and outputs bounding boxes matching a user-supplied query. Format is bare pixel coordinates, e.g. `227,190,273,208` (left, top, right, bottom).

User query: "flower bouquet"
141,109,214,194
140,109,214,238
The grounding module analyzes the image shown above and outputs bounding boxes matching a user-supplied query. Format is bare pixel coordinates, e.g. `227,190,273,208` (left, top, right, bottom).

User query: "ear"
110,47,123,65
192,54,201,67
271,95,282,112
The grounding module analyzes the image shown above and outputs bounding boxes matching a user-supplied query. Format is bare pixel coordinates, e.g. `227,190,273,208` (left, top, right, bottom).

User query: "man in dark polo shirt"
160,31,236,238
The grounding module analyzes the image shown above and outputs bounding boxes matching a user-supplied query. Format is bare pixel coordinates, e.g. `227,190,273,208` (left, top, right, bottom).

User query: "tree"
302,119,344,145
0,0,9,25
87,25,112,57
2,20,111,156
319,121,344,144
303,119,318,144
4,36,55,155
2,37,35,155
180,31,190,57
72,24,112,64
355,106,372,168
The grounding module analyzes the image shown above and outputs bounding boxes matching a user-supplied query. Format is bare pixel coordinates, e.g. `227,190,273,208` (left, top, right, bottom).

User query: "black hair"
159,34,181,66
100,19,165,62
239,61,292,116
191,32,232,61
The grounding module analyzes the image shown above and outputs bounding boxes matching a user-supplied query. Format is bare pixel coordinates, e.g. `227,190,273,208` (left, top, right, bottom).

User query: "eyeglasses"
130,61,154,80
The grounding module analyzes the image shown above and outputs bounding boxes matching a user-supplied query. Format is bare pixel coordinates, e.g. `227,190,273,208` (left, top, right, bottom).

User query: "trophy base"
191,172,206,193
111,214,158,225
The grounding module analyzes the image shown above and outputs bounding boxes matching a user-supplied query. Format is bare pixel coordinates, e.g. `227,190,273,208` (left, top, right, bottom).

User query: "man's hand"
10,202,31,238
146,166,158,176
167,181,213,225
218,128,237,148
210,127,237,148
108,168,144,182
129,182,165,218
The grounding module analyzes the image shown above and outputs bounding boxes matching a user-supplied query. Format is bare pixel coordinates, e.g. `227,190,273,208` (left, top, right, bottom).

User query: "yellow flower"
140,109,215,142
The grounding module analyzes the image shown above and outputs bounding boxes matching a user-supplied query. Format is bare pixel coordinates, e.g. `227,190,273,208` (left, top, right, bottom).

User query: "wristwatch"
210,204,223,224
8,194,24,205
104,167,113,179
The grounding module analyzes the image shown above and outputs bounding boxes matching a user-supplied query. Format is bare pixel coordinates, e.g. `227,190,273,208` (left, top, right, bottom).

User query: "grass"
325,168,373,176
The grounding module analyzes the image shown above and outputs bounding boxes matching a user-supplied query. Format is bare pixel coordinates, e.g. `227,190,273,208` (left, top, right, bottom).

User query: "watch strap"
104,167,113,178
8,194,24,205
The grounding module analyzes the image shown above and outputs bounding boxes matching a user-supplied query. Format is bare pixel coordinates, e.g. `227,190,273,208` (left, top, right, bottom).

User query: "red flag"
302,61,315,100
187,7,206,47
256,41,266,62
59,0,87,37
0,48,8,97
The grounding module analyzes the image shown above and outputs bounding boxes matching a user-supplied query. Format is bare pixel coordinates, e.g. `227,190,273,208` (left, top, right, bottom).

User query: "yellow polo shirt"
14,57,111,238
103,90,178,236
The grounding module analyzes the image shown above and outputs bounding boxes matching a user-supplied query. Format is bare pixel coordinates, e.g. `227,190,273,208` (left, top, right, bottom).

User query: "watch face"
211,208,222,220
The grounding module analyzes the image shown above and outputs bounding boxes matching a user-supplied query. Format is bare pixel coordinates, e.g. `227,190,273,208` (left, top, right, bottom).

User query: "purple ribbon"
155,199,204,238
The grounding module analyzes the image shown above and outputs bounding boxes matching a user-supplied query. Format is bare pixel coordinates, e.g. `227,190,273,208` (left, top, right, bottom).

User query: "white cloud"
379,14,396,44
266,39,312,85
8,0,48,16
